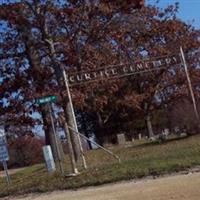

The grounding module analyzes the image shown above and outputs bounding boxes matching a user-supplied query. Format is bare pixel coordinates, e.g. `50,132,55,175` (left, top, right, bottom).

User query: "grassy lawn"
0,134,200,197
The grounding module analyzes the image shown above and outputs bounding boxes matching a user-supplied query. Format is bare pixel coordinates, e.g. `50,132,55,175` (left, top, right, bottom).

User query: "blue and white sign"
0,129,9,162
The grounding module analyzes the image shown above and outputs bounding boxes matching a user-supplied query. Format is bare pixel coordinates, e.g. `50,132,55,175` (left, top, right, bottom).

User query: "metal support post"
2,161,11,185
180,46,199,120
68,125,121,163
62,69,87,169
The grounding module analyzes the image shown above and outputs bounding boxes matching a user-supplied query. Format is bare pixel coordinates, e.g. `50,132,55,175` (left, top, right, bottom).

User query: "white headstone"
117,134,126,145
164,128,170,136
43,145,56,172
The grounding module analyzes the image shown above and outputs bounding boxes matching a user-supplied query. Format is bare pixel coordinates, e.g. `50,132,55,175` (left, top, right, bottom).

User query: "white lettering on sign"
67,54,181,86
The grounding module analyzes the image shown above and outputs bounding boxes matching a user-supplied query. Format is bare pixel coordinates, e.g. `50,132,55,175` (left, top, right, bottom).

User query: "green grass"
0,134,200,197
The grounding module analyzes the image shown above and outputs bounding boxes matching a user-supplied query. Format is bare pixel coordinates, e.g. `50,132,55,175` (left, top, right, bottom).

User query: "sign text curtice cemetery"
67,54,181,86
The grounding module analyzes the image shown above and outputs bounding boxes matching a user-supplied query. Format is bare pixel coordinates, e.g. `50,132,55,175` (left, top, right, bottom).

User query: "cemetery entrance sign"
67,54,181,86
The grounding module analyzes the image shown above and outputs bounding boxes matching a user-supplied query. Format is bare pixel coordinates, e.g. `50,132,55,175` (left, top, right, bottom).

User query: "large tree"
70,2,200,140
1,0,199,148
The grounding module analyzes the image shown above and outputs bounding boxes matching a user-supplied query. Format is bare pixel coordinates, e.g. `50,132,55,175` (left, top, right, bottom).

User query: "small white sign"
0,145,9,161
43,145,56,172
0,128,9,162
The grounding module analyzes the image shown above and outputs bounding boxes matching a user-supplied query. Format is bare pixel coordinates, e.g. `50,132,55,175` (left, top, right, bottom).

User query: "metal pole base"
65,172,81,178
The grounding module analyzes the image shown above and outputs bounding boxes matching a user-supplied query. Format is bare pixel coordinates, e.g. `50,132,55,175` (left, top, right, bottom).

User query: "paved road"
12,172,200,200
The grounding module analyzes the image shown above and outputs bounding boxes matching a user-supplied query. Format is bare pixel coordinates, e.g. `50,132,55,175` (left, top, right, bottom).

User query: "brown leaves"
101,0,144,12
0,2,27,25
0,0,199,140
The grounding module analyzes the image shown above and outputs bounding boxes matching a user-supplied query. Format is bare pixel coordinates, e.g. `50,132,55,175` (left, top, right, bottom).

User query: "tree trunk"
43,36,81,162
84,129,93,150
23,35,65,163
21,20,77,165
63,98,81,161
63,122,79,174
95,129,104,146
145,114,154,138
40,105,64,162
94,113,105,146
81,112,92,150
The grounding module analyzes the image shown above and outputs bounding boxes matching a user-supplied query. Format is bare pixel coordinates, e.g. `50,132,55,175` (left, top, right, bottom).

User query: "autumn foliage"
0,0,199,150
8,135,44,168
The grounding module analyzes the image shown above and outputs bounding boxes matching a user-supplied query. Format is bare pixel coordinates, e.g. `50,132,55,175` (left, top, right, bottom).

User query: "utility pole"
180,46,199,121
44,34,81,164
2,161,11,185
63,122,79,175
48,103,64,174
44,29,87,171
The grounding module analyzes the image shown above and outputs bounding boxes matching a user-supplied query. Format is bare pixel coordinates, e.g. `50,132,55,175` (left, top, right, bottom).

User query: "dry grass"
0,134,200,198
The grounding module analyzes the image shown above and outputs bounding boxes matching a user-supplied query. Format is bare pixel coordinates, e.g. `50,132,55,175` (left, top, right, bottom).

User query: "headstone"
163,128,170,136
180,132,187,137
117,134,126,145
174,126,180,134
138,133,142,140
149,137,156,142
43,145,56,172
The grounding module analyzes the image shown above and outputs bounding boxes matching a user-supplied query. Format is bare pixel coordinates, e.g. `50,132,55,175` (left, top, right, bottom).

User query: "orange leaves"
0,2,26,25
72,89,86,109
62,8,75,16
110,84,119,93
102,0,144,10
119,91,144,110
8,135,44,167
1,0,199,140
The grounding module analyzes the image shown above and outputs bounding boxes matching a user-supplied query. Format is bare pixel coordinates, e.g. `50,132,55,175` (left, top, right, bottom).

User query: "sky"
148,0,200,29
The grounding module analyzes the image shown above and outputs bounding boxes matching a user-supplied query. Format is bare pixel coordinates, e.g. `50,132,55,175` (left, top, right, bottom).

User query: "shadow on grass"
135,135,189,148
